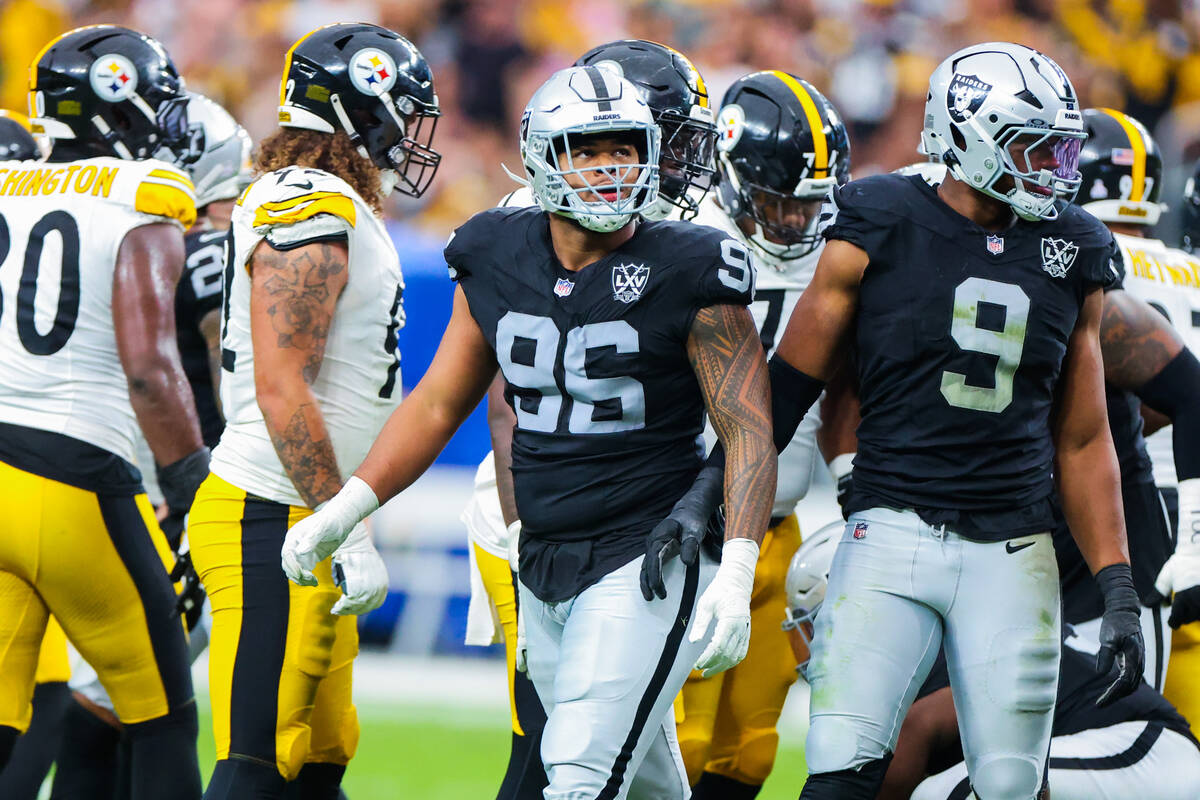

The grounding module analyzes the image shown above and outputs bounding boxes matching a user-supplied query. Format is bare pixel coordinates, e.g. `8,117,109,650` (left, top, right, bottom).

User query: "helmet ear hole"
950,124,967,153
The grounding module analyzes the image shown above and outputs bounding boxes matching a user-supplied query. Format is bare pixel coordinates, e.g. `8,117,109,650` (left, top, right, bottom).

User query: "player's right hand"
281,476,380,586
640,462,724,601
515,603,528,673
330,528,389,615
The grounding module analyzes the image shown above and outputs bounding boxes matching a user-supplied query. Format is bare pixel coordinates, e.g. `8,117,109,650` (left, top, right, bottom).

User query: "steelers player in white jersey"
666,71,848,799
187,23,440,799
0,25,209,800
460,39,718,800
1076,110,1200,732
0,106,72,800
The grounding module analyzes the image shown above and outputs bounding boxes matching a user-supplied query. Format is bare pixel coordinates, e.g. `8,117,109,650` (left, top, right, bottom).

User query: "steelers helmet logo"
717,104,745,152
89,54,138,102
349,48,398,96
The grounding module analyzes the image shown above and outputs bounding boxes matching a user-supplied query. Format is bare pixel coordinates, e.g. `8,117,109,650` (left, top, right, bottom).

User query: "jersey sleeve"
820,178,898,261
248,169,356,251
130,162,197,229
689,227,756,308
1068,211,1123,292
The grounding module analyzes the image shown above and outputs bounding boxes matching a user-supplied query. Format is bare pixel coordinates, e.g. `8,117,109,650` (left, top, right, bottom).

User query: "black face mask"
157,95,199,165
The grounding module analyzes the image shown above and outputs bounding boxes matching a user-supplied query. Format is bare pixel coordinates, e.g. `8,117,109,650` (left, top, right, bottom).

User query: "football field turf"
196,695,811,798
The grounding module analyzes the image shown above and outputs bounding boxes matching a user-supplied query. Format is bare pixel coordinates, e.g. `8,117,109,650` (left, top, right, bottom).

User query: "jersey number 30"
497,312,645,434
941,277,1030,413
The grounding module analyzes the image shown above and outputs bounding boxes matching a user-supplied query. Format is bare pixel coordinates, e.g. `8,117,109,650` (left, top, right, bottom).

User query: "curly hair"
254,129,382,213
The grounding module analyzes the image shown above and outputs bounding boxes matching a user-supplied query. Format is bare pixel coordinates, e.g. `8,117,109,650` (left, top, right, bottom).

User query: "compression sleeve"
1135,348,1200,481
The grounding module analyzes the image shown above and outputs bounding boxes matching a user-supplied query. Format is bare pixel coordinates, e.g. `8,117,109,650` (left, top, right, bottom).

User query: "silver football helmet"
520,66,661,233
782,520,841,680
921,42,1085,221
182,93,252,208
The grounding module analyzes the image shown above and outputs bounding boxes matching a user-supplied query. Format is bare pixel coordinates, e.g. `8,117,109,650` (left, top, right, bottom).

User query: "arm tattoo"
266,402,343,508
1100,289,1183,391
254,243,345,384
688,304,777,544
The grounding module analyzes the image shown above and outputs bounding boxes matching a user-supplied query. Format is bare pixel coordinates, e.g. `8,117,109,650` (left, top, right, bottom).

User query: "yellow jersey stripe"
136,182,197,229
280,25,330,106
253,194,356,229
257,190,346,213
772,71,827,179
148,168,194,189
1100,107,1146,202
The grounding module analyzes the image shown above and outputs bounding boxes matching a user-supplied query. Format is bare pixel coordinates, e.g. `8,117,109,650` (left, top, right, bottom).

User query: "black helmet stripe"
583,65,614,112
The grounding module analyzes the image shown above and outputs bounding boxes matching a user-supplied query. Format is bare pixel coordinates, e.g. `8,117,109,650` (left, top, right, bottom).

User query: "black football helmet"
278,23,440,198
1078,107,1164,227
1183,159,1200,254
0,110,39,161
29,25,195,163
575,39,716,219
716,71,850,264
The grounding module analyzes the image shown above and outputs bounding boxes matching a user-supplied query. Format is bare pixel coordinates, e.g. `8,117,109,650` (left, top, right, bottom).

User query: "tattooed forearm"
687,303,777,545
254,242,346,384
266,401,343,507
1100,289,1183,391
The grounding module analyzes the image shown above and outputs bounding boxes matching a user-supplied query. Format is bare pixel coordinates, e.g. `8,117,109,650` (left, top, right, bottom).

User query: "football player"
0,25,207,800
675,71,849,800
282,64,776,800
187,23,439,800
0,109,71,800
461,38,718,800
687,42,1146,798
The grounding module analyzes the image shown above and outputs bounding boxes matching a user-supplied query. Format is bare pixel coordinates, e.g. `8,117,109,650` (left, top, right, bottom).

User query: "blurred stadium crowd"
8,0,1200,240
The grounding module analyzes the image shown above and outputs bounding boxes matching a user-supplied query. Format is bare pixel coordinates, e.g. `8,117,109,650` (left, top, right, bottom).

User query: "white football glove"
330,523,389,615
1156,478,1200,628
281,476,379,586
689,538,758,678
514,600,528,673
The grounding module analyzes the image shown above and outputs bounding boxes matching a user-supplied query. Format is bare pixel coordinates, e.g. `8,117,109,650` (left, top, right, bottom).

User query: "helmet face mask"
575,40,715,220
921,42,1085,222
782,520,841,679
521,67,661,233
182,93,253,209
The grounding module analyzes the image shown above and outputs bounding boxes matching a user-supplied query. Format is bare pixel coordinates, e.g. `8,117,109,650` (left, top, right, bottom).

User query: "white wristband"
506,520,522,572
829,453,855,482
718,538,760,595
317,476,380,529
1178,478,1200,554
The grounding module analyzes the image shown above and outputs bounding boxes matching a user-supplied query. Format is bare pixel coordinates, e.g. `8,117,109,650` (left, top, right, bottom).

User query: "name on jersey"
0,165,118,198
1125,244,1200,288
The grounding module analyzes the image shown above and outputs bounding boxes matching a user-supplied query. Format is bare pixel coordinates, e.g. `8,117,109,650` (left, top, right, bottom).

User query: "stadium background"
6,0,1200,796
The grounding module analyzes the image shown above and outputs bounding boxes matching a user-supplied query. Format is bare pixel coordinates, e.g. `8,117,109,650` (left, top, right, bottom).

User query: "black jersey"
826,174,1119,539
917,644,1196,742
178,228,226,448
447,207,754,601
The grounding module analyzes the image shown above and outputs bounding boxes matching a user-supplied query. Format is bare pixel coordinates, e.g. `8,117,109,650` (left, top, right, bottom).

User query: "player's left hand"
640,462,724,601
169,542,206,632
1155,478,1200,627
1095,563,1146,707
330,525,389,616
689,538,759,678
281,476,379,586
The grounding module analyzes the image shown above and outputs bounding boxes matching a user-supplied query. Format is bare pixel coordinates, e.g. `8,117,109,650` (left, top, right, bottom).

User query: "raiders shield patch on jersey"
612,262,650,303
1040,237,1078,278
947,73,991,123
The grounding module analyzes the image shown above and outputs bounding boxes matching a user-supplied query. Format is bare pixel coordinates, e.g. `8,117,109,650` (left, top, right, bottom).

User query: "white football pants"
913,720,1200,800
805,507,1060,800
519,552,718,800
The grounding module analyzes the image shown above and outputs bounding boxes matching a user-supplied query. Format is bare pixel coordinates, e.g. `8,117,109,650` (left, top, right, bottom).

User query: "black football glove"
1094,563,1145,707
170,548,207,633
156,447,211,520
640,462,723,601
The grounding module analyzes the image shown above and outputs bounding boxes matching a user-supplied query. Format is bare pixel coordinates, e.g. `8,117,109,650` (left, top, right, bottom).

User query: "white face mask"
378,168,400,197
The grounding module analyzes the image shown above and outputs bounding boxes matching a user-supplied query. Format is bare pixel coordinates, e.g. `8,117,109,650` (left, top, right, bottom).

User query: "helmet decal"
89,54,138,102
717,103,745,153
947,73,991,124
349,48,398,96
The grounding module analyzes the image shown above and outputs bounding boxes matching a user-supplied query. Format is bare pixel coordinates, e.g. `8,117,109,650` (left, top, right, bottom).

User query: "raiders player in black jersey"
683,43,1144,799
281,65,776,800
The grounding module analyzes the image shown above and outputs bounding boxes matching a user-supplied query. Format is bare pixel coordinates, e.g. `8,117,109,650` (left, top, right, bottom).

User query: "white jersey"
210,167,404,507
0,156,196,464
1114,232,1200,488
693,193,823,518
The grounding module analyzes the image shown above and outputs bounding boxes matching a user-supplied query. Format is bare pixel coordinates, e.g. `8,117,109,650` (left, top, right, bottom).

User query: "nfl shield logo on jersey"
612,263,650,303
986,235,1004,255
554,277,574,298
1040,237,1079,278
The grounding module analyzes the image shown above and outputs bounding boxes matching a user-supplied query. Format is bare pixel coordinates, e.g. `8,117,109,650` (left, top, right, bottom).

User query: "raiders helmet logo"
612,262,650,303
947,73,992,124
